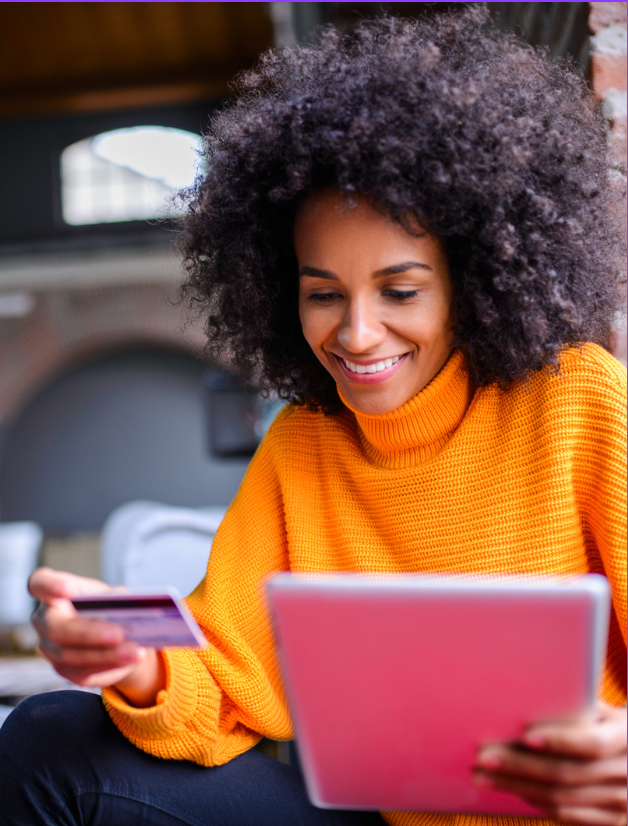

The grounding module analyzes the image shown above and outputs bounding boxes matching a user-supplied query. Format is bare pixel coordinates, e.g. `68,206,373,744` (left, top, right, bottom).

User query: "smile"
335,353,409,385
342,356,401,374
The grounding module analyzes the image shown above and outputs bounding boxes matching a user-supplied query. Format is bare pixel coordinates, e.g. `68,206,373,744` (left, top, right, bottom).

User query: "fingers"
38,642,144,678
32,602,143,685
477,746,627,785
523,705,627,760
475,769,627,808
549,807,627,826
50,662,146,689
29,568,142,689
38,640,142,670
28,567,124,604
28,567,70,601
35,615,147,689
475,720,627,826
474,771,627,826
32,602,125,649
27,567,159,694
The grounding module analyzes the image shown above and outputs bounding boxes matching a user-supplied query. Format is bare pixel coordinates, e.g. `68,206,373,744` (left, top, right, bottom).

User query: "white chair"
100,501,226,596
0,521,43,626
0,705,14,726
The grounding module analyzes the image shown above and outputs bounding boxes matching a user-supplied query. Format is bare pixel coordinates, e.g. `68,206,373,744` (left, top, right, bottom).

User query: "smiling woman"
296,189,454,415
1,8,626,826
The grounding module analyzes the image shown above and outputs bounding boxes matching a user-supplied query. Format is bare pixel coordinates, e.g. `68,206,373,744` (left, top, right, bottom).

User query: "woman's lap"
0,691,383,826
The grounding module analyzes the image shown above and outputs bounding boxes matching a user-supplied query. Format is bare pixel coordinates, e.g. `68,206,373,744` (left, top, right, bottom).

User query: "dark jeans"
0,691,384,826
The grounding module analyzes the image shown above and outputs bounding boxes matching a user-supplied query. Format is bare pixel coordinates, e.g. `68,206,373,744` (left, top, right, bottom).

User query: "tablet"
72,589,207,649
265,573,610,815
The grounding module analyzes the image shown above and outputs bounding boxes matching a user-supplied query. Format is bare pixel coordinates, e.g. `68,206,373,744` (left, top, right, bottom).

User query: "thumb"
28,567,124,604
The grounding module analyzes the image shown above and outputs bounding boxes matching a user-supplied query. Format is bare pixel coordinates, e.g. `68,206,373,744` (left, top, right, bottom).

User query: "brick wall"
0,282,206,425
589,1,627,364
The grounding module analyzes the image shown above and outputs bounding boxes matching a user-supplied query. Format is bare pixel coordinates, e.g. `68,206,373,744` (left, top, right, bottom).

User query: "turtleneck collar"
337,349,473,468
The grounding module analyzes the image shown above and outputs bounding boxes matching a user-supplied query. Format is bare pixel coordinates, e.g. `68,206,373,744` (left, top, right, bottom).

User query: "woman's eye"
308,292,340,303
383,289,419,301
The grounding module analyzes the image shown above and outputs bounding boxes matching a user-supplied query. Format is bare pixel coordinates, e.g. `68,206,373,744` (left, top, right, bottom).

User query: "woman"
1,9,625,826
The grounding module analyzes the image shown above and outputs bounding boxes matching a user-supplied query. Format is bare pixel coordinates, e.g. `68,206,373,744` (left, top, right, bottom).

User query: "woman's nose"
336,300,386,353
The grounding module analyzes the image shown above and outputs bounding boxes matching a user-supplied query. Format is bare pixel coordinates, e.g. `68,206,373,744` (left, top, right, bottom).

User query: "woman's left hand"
474,701,627,826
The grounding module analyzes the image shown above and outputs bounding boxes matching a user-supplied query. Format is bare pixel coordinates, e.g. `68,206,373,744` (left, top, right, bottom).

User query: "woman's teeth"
342,356,401,374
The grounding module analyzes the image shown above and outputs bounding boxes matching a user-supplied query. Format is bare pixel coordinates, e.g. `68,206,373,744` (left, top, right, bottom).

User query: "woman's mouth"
335,353,408,384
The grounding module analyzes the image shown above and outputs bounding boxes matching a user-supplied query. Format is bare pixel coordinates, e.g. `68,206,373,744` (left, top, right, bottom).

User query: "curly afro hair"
178,5,625,412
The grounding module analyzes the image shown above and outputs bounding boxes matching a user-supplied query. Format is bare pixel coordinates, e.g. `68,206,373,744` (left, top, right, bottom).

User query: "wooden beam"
0,78,233,118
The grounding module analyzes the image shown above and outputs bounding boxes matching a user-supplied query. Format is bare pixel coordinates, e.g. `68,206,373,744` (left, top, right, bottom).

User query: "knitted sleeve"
574,346,627,645
102,413,294,765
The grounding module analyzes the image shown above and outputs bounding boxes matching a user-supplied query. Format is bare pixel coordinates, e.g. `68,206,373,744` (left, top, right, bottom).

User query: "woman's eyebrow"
374,261,432,276
298,266,338,280
298,261,432,280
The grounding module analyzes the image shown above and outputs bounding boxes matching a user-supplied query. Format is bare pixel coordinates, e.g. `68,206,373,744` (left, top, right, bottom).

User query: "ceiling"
0,3,591,120
0,2,275,118
0,2,593,256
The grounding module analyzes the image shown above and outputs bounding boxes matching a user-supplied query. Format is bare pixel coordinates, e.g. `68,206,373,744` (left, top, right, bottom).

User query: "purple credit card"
72,590,207,649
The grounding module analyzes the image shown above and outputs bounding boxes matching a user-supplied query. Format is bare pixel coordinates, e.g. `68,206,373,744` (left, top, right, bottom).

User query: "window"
60,126,203,226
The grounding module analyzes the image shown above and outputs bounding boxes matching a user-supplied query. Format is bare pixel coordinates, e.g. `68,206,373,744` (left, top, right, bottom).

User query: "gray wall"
0,347,250,532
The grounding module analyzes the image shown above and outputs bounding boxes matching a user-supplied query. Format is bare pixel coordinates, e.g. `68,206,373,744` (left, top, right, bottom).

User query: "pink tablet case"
266,574,610,814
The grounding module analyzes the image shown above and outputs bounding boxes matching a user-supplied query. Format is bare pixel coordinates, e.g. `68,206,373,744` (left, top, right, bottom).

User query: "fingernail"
101,629,122,645
478,748,502,769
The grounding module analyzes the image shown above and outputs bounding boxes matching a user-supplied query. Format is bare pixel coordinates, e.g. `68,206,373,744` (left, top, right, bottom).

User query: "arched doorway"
0,346,249,532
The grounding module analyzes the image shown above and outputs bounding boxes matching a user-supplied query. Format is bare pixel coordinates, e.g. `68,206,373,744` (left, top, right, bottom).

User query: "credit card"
71,590,207,649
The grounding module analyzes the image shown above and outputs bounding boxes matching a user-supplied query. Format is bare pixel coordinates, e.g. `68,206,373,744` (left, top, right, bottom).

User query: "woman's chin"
336,382,409,416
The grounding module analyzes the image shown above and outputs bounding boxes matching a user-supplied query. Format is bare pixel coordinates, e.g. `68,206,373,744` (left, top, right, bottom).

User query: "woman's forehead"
295,188,425,236
294,188,449,282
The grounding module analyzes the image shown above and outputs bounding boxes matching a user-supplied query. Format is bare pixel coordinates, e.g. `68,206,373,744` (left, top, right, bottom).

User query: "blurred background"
0,2,625,663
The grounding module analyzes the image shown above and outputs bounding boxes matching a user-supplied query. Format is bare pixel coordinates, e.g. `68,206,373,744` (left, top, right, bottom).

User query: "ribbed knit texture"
103,343,627,826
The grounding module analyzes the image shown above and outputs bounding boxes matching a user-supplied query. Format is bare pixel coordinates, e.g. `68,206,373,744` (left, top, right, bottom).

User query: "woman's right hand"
29,567,164,706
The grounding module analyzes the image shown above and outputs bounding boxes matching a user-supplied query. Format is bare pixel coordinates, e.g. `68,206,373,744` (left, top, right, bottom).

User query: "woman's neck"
338,350,473,468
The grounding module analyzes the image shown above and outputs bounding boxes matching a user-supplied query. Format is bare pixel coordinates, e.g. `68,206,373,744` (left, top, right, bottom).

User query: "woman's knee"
0,690,106,763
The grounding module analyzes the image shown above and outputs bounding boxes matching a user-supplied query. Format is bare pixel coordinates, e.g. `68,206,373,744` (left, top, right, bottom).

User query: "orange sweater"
104,343,627,826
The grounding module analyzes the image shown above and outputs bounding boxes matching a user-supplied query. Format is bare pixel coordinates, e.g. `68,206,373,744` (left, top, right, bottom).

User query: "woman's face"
296,188,454,415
